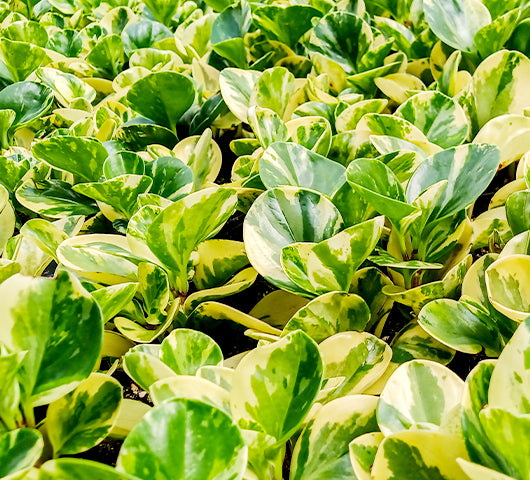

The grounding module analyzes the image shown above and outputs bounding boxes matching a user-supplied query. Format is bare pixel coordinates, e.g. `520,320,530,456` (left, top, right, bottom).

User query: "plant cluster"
0,0,529,478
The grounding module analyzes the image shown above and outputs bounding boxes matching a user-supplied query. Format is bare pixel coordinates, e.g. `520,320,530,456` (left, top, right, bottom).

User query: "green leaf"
423,0,491,53
474,9,520,60
160,329,223,375
0,81,53,131
117,399,247,480
210,0,251,69
86,35,125,79
506,191,530,235
32,136,108,182
91,283,138,323
103,151,145,179
253,5,322,48
282,292,370,343
46,373,122,456
147,187,238,293
0,271,103,406
127,72,195,132
259,142,346,196
346,158,417,228
308,12,372,74
122,20,172,55
377,360,464,435
231,330,323,443
290,395,379,480
406,143,501,221
0,429,43,479
396,91,470,148
243,186,343,293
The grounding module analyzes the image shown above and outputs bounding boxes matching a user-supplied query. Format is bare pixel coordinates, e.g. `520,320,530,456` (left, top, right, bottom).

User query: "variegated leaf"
396,91,469,148
231,330,322,443
473,114,530,170
285,116,332,155
457,459,517,480
123,349,176,392
243,186,343,293
260,142,345,197
488,317,530,414
91,283,138,323
461,360,505,471
57,234,140,285
150,376,230,414
219,68,261,123
247,106,287,149
319,332,391,402
32,135,108,182
290,395,379,480
349,432,384,480
0,429,43,480
423,0,491,53
0,183,15,254
406,143,501,221
147,187,238,293
372,431,469,480
335,99,388,133
281,216,384,295
160,329,223,375
485,254,530,322
479,407,530,480
377,360,464,435
460,50,530,135
117,399,247,480
39,458,138,480
0,271,103,407
46,373,122,456
193,240,249,290
172,130,222,191
282,292,370,343
184,267,257,313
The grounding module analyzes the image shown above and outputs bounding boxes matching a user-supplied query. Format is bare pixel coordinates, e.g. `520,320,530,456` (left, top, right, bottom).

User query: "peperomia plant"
0,0,528,477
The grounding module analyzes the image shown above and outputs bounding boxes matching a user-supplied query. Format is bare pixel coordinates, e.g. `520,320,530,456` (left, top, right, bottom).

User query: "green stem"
22,401,35,429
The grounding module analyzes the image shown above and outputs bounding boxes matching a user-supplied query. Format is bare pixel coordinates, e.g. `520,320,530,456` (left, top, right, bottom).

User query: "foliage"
0,0,529,478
